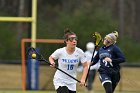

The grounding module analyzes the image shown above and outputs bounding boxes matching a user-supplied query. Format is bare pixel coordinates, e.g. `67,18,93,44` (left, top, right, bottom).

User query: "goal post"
21,38,64,90
0,0,38,48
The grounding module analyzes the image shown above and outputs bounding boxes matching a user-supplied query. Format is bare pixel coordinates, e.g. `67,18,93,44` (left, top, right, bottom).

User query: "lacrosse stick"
85,32,102,83
27,47,82,84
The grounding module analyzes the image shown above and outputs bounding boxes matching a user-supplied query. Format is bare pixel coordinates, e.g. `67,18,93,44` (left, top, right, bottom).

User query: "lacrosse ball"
32,53,36,59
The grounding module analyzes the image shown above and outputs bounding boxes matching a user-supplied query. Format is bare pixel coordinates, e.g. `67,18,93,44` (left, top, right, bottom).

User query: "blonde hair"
105,31,119,44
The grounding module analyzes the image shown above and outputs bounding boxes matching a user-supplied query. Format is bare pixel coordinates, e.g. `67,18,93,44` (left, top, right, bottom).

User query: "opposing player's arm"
91,51,99,65
112,46,125,64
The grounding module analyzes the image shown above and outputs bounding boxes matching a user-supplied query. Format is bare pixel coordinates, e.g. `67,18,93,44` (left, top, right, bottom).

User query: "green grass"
0,90,139,93
0,65,140,92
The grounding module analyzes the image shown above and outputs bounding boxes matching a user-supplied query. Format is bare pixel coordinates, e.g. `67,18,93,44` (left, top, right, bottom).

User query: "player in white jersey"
49,28,88,93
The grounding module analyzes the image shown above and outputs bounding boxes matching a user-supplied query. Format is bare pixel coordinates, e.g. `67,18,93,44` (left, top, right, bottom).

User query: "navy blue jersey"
92,44,125,74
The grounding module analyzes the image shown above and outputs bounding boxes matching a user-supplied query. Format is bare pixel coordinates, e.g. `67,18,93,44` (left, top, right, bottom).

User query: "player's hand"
104,57,112,62
50,62,55,68
79,79,86,87
90,62,95,66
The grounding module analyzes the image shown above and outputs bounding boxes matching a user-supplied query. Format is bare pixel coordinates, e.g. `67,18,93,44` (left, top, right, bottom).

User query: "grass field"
0,64,140,93
0,90,139,93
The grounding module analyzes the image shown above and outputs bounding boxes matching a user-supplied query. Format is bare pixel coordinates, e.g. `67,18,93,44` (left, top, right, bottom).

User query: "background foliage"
0,0,140,62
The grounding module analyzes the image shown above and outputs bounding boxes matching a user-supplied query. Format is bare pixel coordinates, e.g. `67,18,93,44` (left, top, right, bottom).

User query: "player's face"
66,35,77,48
103,36,112,46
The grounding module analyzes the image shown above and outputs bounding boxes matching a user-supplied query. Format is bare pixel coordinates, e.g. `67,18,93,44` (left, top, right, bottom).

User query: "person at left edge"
49,28,88,93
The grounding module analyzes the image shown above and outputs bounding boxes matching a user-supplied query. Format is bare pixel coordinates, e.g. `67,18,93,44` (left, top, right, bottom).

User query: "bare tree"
17,0,25,41
0,0,6,8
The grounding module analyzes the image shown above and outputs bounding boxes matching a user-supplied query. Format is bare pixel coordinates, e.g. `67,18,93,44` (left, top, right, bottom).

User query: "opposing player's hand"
104,57,112,62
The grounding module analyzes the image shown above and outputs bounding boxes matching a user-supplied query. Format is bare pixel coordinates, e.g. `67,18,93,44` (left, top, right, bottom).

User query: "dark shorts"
99,72,120,87
57,86,76,93
99,73,112,86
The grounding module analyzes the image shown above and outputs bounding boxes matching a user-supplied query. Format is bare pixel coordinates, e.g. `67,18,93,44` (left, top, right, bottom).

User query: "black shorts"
57,86,76,93
99,72,120,86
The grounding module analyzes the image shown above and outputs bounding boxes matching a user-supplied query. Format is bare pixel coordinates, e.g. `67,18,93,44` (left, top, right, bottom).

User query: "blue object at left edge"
27,48,40,90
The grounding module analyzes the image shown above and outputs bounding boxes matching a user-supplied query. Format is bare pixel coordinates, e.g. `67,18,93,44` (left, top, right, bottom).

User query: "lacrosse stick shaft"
85,35,102,83
85,46,97,82
39,59,81,83
29,47,88,87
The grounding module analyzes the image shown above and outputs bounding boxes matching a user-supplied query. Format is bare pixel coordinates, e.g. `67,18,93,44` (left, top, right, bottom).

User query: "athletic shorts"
53,78,76,91
99,74,112,86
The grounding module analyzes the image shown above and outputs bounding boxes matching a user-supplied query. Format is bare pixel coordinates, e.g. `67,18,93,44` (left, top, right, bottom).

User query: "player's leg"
87,69,96,91
103,82,112,93
112,72,120,92
56,86,69,93
99,74,112,93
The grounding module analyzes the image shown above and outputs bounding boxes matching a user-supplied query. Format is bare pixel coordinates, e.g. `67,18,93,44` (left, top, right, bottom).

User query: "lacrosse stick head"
26,47,41,59
93,32,102,47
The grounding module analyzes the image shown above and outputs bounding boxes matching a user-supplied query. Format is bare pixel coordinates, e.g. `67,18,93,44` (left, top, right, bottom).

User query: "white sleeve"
79,50,87,63
85,52,91,62
51,49,61,60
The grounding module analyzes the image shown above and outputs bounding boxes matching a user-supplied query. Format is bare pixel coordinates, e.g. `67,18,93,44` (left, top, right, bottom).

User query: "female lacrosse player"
91,31,125,93
49,28,88,93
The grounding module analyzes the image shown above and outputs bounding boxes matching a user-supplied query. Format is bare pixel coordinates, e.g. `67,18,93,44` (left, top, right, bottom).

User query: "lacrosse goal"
21,38,64,90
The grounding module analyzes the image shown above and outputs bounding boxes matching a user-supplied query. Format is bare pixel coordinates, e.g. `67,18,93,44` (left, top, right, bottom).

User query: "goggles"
67,37,78,42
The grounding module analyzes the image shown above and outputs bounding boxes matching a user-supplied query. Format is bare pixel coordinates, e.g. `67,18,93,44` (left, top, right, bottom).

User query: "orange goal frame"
21,38,64,90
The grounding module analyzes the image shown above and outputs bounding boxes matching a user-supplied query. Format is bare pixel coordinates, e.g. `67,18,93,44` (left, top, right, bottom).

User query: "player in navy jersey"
91,31,125,93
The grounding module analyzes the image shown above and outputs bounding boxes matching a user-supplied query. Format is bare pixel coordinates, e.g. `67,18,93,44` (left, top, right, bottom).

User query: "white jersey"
51,47,87,91
85,50,100,70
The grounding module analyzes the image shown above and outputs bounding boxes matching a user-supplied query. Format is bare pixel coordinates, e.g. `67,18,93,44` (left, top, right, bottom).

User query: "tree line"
0,0,140,62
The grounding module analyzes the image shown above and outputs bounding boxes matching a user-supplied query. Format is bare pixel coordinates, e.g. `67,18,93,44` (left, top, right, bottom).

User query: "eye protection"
67,37,78,42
